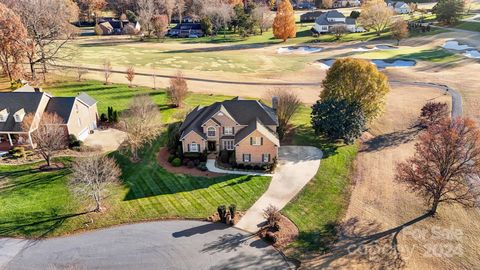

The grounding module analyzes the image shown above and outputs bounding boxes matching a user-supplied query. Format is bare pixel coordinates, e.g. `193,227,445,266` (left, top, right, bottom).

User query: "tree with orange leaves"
272,0,296,42
396,118,480,215
0,3,28,81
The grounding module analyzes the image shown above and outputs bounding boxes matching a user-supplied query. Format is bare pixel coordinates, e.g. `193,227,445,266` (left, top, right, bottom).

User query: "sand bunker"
352,45,398,52
277,46,322,54
442,40,473,51
316,59,416,69
464,50,480,59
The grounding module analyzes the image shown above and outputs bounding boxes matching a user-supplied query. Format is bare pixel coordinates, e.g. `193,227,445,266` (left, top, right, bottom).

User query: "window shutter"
187,144,190,152
197,144,200,152
232,127,235,134
222,127,225,134
250,137,253,145
260,137,263,145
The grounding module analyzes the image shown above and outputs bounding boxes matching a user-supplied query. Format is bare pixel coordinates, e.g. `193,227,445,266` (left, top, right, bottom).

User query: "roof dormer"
0,109,8,122
14,108,25,123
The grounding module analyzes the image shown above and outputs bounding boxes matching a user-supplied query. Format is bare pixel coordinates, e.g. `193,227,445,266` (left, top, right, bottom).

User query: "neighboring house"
313,10,364,33
387,1,412,14
332,0,361,8
300,11,324,23
167,23,204,38
179,97,279,165
95,18,141,35
0,87,98,150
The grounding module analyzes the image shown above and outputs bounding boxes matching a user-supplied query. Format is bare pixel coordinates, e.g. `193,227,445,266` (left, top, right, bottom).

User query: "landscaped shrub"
100,113,108,122
253,165,261,171
200,150,208,162
167,155,175,163
245,165,252,170
229,204,236,220
166,122,182,151
228,152,236,166
237,164,245,169
68,134,82,148
265,231,278,243
194,159,200,166
171,158,182,167
219,150,229,163
182,158,191,166
263,205,281,228
9,147,25,159
187,160,195,168
197,162,208,171
184,152,201,159
217,205,227,223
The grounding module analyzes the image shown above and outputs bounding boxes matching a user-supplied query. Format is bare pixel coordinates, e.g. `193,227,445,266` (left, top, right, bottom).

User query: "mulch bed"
259,214,299,249
39,162,66,171
157,147,223,178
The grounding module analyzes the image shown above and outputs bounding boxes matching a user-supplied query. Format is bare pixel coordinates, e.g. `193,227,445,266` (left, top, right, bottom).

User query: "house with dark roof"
313,10,364,33
0,86,98,150
387,1,411,14
94,18,141,35
167,23,204,38
179,97,279,165
300,11,324,23
332,0,361,8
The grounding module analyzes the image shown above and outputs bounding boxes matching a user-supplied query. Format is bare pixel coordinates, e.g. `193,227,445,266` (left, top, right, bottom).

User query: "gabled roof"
315,10,356,26
44,97,75,124
0,92,46,132
77,92,97,107
325,10,345,18
180,97,279,140
235,119,280,146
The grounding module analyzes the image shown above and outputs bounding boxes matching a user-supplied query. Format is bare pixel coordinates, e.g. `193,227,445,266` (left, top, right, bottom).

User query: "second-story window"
207,127,216,137
224,127,233,135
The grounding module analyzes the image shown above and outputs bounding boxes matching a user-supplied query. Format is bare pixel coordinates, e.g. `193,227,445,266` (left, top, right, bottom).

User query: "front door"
208,141,216,152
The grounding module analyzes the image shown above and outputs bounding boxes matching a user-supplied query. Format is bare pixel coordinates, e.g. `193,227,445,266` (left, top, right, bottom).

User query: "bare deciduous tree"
177,0,185,23
419,102,449,128
137,0,156,37
331,25,348,40
202,1,234,37
166,70,188,108
2,0,79,80
76,65,88,81
71,155,121,212
252,3,274,35
119,95,162,161
160,0,176,23
103,59,112,84
358,0,394,36
126,65,135,87
390,18,409,45
266,88,301,140
396,118,480,215
22,113,68,167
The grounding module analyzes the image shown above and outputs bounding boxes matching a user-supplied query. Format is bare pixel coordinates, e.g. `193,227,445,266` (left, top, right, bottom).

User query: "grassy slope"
283,105,359,255
453,21,480,32
0,80,270,237
356,47,461,63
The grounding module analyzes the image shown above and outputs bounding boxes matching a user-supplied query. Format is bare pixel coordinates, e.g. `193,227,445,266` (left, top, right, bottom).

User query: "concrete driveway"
236,146,323,233
83,128,127,153
1,221,290,270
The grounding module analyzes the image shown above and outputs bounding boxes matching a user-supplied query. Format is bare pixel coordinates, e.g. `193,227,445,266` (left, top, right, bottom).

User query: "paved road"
236,146,323,233
1,221,290,270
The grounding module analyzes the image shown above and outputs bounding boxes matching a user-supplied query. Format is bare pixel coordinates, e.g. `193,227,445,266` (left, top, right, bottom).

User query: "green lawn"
283,104,359,255
453,21,480,32
0,80,271,237
2,79,358,253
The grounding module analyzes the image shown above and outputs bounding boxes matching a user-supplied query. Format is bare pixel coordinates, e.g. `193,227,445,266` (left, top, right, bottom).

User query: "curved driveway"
1,221,290,270
236,146,323,233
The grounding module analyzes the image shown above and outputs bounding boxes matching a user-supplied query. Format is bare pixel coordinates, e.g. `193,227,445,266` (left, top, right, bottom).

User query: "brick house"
179,97,280,165
0,86,98,150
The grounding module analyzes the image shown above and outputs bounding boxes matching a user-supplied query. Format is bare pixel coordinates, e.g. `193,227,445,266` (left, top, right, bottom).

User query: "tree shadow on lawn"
0,209,88,238
308,212,432,270
361,127,420,153
112,142,257,201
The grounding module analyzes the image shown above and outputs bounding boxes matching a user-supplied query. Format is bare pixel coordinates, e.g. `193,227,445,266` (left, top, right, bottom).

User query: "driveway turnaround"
236,146,323,233
1,221,290,270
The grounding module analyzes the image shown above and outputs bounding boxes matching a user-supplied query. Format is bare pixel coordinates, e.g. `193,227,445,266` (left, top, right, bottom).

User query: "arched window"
207,127,216,137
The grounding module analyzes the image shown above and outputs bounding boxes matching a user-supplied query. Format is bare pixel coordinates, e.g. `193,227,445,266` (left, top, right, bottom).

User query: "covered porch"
0,132,34,151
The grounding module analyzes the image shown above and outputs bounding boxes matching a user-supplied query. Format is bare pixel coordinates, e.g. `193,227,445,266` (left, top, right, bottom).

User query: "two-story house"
179,97,280,165
313,10,364,34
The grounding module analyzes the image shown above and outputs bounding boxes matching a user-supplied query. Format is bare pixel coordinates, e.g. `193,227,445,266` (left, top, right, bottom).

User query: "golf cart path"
0,221,290,270
236,146,323,233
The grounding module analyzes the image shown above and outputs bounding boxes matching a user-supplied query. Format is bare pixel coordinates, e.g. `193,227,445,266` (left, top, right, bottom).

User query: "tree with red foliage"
396,118,480,215
419,101,449,128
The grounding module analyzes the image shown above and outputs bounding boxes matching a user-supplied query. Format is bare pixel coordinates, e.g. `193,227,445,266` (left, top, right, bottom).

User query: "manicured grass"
0,80,271,237
283,102,359,255
356,47,461,63
453,21,480,32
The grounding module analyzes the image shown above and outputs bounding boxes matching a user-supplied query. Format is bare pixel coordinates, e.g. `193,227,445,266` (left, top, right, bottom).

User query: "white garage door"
78,128,89,141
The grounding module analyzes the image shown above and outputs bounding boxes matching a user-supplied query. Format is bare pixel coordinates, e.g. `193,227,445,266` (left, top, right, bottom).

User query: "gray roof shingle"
44,97,76,123
0,92,45,132
77,92,97,107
